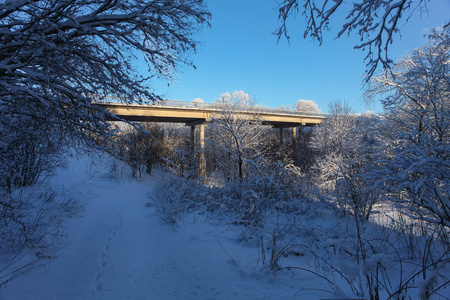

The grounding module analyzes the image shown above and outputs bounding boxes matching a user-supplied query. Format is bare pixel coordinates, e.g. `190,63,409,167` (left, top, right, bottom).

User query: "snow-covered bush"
0,104,68,194
148,178,208,224
2,188,79,249
335,163,382,221
0,186,79,286
149,161,310,224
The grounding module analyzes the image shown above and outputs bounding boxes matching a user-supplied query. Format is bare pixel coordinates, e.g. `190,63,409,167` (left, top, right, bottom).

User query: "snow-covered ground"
0,153,331,300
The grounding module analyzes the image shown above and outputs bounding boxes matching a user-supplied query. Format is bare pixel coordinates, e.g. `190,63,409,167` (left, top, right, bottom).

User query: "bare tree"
208,91,267,181
275,0,445,78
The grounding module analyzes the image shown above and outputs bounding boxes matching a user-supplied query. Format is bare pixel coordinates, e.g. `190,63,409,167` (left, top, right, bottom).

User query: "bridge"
97,100,325,176
96,101,325,127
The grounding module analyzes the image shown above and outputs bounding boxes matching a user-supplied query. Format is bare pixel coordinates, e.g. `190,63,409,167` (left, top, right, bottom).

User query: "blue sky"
150,0,449,113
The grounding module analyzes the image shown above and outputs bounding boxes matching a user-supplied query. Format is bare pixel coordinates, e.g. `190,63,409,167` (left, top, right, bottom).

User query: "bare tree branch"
275,0,445,80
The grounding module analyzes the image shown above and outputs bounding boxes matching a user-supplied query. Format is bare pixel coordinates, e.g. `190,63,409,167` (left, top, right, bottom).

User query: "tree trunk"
238,158,243,180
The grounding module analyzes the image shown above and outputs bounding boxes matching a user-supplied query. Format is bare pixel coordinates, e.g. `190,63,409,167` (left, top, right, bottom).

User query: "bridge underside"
113,115,207,125
98,102,324,178
269,122,314,128
111,115,314,128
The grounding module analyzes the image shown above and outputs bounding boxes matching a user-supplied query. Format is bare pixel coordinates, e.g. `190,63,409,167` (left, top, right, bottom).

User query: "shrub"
0,186,79,286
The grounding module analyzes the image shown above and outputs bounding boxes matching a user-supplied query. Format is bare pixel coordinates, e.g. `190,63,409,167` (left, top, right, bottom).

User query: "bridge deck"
97,102,325,127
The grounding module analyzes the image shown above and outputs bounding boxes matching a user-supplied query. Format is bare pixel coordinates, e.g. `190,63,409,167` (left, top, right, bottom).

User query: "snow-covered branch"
366,26,450,228
0,0,209,137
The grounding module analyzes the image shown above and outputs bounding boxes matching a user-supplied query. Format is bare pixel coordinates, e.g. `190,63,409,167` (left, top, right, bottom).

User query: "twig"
217,238,237,266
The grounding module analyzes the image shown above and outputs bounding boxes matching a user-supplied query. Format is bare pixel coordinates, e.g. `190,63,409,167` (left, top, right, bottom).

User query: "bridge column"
187,120,206,179
199,123,206,178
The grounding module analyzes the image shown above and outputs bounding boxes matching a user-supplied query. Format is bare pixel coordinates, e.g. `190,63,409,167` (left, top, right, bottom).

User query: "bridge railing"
95,97,327,118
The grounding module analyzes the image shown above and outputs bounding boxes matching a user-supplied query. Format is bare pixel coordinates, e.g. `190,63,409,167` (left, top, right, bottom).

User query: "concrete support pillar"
199,123,206,178
279,128,284,145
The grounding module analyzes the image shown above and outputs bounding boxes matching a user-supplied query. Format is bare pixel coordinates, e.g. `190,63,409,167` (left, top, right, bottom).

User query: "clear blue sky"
150,0,449,113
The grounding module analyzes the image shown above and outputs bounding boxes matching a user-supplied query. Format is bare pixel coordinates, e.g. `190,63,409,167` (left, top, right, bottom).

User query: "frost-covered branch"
275,0,442,79
366,26,450,228
0,0,210,139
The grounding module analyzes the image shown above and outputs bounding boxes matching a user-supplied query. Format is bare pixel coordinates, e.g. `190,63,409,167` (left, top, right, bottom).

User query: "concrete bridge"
96,101,325,126
97,101,325,176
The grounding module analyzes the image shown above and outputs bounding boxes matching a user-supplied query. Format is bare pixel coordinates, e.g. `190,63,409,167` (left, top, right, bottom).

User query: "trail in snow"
0,154,327,300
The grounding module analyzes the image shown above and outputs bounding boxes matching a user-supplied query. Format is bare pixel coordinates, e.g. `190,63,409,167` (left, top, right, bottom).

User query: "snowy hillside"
0,153,336,299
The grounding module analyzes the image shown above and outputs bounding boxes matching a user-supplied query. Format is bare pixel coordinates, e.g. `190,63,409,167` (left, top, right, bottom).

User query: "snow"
0,153,329,299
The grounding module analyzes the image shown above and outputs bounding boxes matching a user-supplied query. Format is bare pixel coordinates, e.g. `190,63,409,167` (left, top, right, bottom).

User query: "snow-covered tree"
294,99,321,114
312,100,381,219
366,26,450,228
0,0,209,191
191,98,205,108
0,0,209,132
208,91,267,180
275,0,448,78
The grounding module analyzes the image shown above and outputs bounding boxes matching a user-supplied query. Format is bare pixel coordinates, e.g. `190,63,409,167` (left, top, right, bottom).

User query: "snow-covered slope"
0,153,328,300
